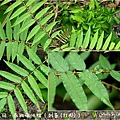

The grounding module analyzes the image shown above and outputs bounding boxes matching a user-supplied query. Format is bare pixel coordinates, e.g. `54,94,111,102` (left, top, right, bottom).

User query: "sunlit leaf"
0,81,15,90
0,98,7,113
28,75,44,102
8,95,16,120
90,30,98,49
0,92,8,98
0,71,22,83
82,27,91,48
0,41,6,60
0,22,6,40
5,61,29,76
96,31,104,50
22,81,39,108
70,27,76,47
7,41,12,61
102,32,112,50
76,30,83,48
14,88,28,114
26,46,41,65
114,41,120,50
5,1,21,13
17,54,35,71
6,19,12,40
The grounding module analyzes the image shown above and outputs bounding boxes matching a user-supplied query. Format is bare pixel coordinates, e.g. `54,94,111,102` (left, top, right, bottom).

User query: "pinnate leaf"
110,70,120,82
34,70,48,88
22,81,39,108
61,71,88,110
0,92,8,98
48,71,57,110
0,81,15,90
0,71,22,83
0,98,7,113
26,46,41,65
49,52,69,72
5,61,29,76
8,95,16,120
28,75,44,102
99,54,111,69
14,88,28,114
17,54,35,71
79,70,114,110
66,52,86,70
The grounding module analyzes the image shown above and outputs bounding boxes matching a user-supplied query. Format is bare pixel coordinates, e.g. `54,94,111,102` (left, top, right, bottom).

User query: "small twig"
55,70,120,76
102,81,120,91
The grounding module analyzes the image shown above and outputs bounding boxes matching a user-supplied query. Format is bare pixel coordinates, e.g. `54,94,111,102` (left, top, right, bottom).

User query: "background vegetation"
0,0,120,119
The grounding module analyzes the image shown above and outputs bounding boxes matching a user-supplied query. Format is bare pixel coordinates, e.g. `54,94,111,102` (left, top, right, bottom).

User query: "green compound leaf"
32,31,45,46
110,70,120,82
99,54,111,70
14,88,28,114
40,13,54,26
49,52,69,72
79,70,114,110
66,52,86,70
5,61,29,76
61,71,88,110
44,38,52,51
8,94,16,120
0,71,22,83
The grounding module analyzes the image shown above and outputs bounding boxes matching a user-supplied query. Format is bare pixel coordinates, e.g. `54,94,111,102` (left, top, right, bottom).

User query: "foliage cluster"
48,51,120,110
0,0,120,119
56,0,120,49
